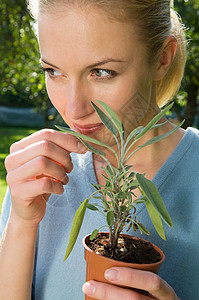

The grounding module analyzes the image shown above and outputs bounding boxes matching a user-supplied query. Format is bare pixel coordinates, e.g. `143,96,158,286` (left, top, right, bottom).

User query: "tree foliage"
174,0,199,128
0,0,53,126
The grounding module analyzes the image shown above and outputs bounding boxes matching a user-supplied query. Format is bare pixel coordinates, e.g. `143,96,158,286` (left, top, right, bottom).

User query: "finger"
10,128,87,154
10,180,64,223
5,140,73,173
82,280,152,300
7,156,69,186
104,267,177,299
10,177,65,203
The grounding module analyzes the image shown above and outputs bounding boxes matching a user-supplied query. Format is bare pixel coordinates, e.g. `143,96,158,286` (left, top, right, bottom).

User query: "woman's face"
38,6,157,146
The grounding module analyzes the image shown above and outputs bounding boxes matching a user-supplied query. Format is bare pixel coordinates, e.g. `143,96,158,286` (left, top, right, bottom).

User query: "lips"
72,122,104,135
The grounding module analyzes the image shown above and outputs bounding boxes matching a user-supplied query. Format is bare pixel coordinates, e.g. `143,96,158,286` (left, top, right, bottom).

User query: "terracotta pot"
82,232,165,300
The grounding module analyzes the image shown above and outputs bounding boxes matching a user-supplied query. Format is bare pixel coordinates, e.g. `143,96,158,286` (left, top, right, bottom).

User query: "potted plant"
56,100,183,299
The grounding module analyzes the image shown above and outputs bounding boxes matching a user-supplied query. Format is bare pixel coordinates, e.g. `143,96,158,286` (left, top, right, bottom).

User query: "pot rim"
82,232,165,267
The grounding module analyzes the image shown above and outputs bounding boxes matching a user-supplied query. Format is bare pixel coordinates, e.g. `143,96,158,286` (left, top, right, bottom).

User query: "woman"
0,0,199,299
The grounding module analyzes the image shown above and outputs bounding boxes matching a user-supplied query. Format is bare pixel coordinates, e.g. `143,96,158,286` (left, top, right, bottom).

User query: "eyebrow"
40,58,126,70
86,59,127,69
40,59,59,69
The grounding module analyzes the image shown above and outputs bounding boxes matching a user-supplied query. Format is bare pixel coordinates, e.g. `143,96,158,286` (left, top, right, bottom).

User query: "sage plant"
56,100,183,261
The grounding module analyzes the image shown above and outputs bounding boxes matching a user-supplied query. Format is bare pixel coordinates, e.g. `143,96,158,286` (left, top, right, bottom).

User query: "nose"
65,79,94,120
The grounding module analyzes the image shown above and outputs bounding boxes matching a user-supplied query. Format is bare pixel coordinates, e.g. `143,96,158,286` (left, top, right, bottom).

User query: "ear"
154,35,178,80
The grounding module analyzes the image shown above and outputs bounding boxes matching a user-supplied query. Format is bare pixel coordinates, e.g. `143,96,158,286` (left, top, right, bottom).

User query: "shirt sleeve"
0,187,11,238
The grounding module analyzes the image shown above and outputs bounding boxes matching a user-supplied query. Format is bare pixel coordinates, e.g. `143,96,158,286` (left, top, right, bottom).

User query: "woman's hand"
5,129,87,226
83,267,180,300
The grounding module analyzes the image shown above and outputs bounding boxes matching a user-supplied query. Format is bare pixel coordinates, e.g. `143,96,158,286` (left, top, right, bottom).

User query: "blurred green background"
0,0,199,212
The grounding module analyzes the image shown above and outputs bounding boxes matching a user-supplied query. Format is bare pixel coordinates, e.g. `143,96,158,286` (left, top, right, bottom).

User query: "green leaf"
136,174,173,228
128,171,135,178
145,200,166,240
108,165,117,176
134,102,174,141
133,199,146,205
89,183,101,190
63,198,89,261
80,139,106,157
137,223,150,235
90,229,99,240
120,205,127,212
127,222,133,232
127,192,132,203
96,100,123,134
124,126,144,149
151,121,168,130
139,120,185,149
128,181,139,189
129,186,138,191
101,174,110,181
101,166,114,178
56,125,112,152
106,211,115,226
86,204,99,211
116,191,126,199
124,165,133,171
107,191,113,199
121,123,125,140
91,101,118,137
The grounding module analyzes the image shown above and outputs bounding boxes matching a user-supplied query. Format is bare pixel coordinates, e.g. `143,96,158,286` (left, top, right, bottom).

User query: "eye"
41,67,62,78
91,69,116,80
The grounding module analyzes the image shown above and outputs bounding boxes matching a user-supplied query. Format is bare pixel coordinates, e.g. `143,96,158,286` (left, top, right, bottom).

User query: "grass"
0,127,38,215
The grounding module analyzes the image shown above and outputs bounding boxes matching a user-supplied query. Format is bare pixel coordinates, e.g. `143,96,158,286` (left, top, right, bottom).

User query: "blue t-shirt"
1,127,199,300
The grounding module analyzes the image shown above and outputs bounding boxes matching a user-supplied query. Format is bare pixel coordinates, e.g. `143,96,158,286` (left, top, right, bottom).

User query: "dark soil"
87,233,161,264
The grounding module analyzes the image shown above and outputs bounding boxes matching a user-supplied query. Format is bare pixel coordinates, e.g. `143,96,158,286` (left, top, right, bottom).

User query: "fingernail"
82,281,96,296
77,142,87,153
105,268,120,281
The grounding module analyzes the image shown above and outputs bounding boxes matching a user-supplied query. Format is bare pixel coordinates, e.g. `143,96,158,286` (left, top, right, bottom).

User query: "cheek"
46,80,66,114
96,81,136,113
101,76,142,115
106,74,153,133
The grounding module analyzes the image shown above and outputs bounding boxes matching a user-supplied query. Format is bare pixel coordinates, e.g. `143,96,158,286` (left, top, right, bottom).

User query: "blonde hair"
28,0,187,107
